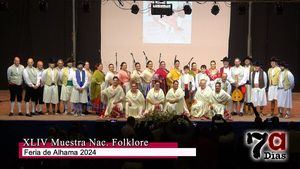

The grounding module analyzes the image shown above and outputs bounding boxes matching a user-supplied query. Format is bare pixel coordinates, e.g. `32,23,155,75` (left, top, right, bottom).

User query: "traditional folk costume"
229,65,246,114
146,88,165,113
213,78,232,94
131,69,143,91
207,68,219,81
210,89,231,117
102,85,125,117
36,67,44,114
7,64,24,115
104,70,116,88
166,68,181,88
191,86,212,118
42,67,59,105
141,68,155,96
250,70,268,108
118,69,131,93
268,66,281,101
125,89,145,118
84,68,93,112
70,69,89,116
179,72,195,111
165,87,187,115
57,66,64,113
23,65,39,116
154,68,169,94
244,64,254,104
189,69,200,77
277,68,294,117
195,72,210,89
219,66,231,78
90,69,105,114
60,66,76,114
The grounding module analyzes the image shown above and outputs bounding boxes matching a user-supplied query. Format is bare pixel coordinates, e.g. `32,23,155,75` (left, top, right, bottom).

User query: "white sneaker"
63,111,68,115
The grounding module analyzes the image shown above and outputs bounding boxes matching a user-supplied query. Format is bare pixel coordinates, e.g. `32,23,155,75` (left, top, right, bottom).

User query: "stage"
0,90,299,122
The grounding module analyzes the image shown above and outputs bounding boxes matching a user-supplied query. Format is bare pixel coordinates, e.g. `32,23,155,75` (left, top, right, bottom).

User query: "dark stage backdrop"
0,1,299,91
229,2,300,92
0,0,100,89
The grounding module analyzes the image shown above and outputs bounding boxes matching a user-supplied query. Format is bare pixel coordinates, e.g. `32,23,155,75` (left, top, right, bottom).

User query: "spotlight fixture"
238,4,246,15
131,4,139,14
211,3,219,16
183,4,192,15
82,0,90,13
39,0,48,12
0,0,8,11
275,2,283,15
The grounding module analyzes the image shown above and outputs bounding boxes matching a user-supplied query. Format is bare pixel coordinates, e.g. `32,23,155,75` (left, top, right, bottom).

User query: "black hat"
76,60,84,66
270,57,279,62
66,57,74,63
221,56,229,62
243,56,252,62
253,61,262,67
48,58,56,64
278,61,287,67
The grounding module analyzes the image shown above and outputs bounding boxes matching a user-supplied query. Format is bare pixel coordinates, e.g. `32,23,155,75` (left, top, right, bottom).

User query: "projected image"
143,2,192,44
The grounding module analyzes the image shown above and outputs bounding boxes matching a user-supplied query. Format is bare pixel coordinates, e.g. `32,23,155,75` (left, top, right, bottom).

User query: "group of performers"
7,55,295,119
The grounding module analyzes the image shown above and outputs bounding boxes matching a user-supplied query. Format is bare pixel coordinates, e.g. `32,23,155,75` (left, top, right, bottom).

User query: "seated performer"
195,64,210,89
154,61,169,94
277,61,295,119
7,56,24,116
60,58,76,115
141,60,155,96
102,76,125,117
191,79,213,119
179,65,195,110
118,62,131,93
42,58,59,114
167,60,181,88
146,80,165,113
90,63,105,116
23,58,39,117
70,61,89,117
125,83,145,118
131,62,143,91
250,61,267,115
210,82,231,117
207,60,219,81
165,80,187,115
213,73,232,94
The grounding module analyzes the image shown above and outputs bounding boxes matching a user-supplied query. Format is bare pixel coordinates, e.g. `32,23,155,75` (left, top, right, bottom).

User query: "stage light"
211,3,219,16
39,0,48,12
131,4,139,14
275,2,283,15
183,4,192,15
82,0,90,13
238,4,246,15
0,1,8,11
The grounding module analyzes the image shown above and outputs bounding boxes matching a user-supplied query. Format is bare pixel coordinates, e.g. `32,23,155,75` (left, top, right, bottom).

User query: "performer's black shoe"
38,111,43,115
31,112,38,115
239,113,244,116
18,112,24,116
9,113,13,116
26,113,32,117
231,112,237,116
57,110,61,114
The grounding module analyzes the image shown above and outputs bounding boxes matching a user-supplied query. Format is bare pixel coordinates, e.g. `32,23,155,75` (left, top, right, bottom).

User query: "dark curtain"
0,0,100,89
229,2,300,92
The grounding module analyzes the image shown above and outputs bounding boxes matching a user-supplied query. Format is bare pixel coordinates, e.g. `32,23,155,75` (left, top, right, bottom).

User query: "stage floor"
0,90,299,122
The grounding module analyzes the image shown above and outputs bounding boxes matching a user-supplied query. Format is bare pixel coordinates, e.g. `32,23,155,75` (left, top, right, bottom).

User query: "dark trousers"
24,85,38,102
58,85,62,101
35,86,44,104
9,84,23,102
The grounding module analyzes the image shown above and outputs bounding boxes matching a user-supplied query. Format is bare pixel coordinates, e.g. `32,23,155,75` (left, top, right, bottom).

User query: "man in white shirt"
23,58,39,117
7,56,24,116
195,65,210,89
35,60,44,114
56,59,64,114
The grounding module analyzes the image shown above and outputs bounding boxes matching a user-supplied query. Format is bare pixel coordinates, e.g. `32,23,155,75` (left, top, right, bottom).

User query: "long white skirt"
60,85,73,101
43,85,59,104
191,102,209,117
70,88,88,103
277,88,292,108
245,84,252,103
268,85,278,101
125,103,143,118
251,88,267,107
